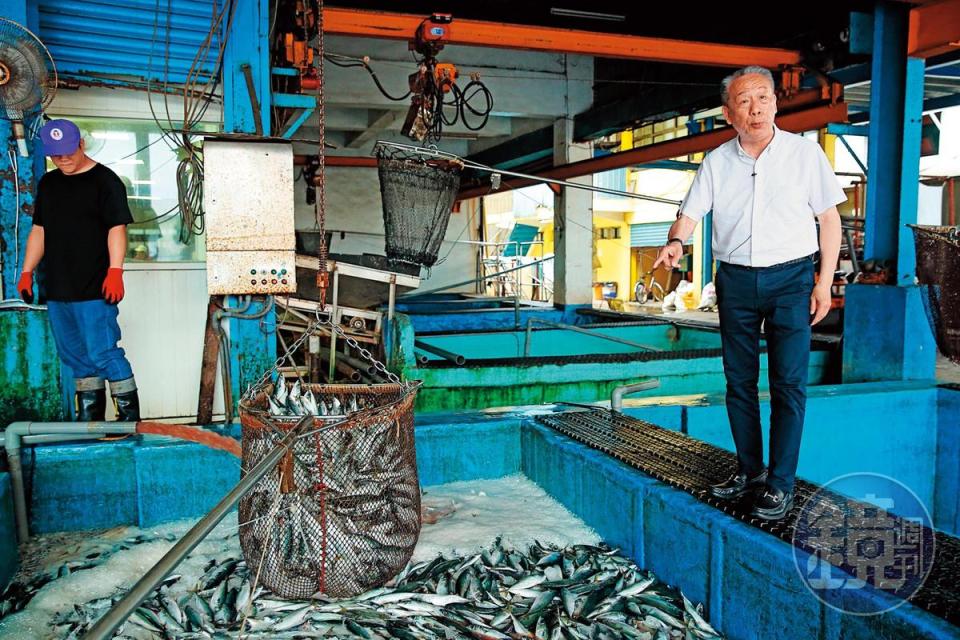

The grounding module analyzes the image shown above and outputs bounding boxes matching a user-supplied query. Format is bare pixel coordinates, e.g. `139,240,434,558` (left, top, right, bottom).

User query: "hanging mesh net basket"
909,224,960,364
375,143,462,268
238,381,421,599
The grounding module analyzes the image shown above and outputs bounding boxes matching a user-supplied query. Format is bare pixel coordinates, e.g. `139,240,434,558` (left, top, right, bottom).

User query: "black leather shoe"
751,485,794,521
709,468,767,500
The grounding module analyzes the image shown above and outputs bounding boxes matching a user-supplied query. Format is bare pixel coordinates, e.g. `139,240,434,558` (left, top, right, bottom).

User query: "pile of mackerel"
13,537,723,639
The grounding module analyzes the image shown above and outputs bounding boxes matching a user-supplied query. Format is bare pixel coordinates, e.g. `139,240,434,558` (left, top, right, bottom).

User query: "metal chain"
314,0,329,303
326,319,403,384
242,314,324,401
243,312,402,400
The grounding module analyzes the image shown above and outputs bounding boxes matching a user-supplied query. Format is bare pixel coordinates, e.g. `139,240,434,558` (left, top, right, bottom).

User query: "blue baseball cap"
39,119,82,156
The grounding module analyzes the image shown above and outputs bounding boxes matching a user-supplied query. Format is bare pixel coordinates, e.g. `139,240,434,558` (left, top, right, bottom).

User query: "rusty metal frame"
456,99,848,201
323,7,801,68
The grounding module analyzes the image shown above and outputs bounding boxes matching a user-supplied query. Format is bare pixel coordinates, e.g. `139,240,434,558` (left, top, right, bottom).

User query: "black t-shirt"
33,163,133,301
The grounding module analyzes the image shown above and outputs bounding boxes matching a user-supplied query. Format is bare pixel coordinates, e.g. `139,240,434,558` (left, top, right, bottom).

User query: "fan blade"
0,17,57,119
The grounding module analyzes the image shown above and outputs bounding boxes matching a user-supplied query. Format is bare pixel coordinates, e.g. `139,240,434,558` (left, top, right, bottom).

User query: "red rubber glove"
102,267,124,304
17,271,33,304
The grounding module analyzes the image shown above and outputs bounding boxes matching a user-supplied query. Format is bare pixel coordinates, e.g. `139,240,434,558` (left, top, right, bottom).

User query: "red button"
281,279,288,284
271,279,277,284
250,279,257,285
261,279,267,284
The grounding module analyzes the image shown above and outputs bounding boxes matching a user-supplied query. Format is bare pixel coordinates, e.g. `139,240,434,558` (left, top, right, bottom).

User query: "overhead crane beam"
908,0,960,58
322,8,801,69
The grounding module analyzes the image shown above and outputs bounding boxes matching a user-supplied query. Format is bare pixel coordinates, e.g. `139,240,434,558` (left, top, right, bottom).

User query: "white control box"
203,140,297,295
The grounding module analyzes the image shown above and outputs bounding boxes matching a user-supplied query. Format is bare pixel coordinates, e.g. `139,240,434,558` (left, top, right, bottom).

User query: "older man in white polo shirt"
654,66,844,520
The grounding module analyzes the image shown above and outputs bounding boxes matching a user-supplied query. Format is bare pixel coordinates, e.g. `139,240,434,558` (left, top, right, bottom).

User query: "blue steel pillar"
699,118,714,285
221,0,276,408
700,214,713,285
223,0,271,135
842,2,936,382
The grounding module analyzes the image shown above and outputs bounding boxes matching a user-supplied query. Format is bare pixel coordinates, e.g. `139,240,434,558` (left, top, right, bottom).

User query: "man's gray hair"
721,66,775,105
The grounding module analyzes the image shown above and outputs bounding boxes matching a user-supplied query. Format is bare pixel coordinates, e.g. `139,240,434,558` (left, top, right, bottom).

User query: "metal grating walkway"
535,409,960,624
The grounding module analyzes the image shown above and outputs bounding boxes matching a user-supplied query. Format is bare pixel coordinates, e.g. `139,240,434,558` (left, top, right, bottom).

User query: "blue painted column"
700,118,714,285
842,2,936,383
863,2,907,265
700,214,713,285
223,0,271,135
221,0,276,408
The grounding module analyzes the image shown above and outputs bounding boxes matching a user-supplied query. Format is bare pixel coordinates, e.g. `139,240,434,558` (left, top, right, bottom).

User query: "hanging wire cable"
323,53,411,102
144,0,238,244
318,47,493,142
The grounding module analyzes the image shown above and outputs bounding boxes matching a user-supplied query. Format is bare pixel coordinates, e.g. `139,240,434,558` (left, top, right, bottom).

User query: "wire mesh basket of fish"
375,142,462,268
909,224,960,363
238,380,422,599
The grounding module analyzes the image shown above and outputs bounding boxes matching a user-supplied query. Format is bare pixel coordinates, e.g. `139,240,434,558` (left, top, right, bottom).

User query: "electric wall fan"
0,17,57,156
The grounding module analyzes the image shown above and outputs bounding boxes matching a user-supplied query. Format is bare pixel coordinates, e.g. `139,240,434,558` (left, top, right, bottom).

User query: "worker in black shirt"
18,119,140,421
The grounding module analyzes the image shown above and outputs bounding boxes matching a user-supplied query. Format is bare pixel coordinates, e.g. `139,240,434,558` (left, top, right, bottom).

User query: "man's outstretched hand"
652,242,683,270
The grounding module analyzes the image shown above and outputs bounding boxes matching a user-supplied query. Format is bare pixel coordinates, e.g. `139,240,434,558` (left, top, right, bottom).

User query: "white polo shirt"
679,125,846,267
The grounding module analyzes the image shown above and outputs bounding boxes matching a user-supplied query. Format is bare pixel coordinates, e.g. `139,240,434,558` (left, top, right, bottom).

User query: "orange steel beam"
456,102,848,201
908,0,960,58
323,8,801,68
324,156,378,167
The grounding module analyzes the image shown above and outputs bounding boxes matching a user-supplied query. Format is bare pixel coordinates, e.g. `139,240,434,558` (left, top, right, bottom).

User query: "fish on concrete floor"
18,537,722,639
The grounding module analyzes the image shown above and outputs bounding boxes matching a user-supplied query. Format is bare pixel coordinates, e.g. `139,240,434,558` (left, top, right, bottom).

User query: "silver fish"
43,539,721,640
302,389,319,415
273,379,288,405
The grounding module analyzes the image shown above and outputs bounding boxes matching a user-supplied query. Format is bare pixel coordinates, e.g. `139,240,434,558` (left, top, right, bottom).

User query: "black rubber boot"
75,377,106,421
110,377,141,422
112,389,140,421
75,390,107,421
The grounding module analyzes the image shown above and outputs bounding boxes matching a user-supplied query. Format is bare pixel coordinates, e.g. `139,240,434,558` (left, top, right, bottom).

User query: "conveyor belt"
535,409,960,624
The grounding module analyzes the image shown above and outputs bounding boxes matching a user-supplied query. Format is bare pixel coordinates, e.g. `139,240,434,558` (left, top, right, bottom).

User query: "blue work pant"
47,299,134,383
715,257,814,493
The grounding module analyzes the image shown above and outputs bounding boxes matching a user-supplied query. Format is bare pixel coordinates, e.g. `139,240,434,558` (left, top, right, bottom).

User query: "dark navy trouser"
715,257,814,493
